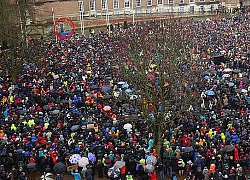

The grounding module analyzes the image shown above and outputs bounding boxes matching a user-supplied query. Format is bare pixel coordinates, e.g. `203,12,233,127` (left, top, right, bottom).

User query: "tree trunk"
154,124,163,161
11,58,18,84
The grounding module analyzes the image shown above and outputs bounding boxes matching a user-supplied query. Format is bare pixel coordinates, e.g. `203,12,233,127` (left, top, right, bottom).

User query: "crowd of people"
0,9,250,180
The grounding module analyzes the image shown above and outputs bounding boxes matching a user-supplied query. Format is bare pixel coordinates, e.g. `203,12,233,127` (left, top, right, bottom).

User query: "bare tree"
115,19,201,158
0,0,44,84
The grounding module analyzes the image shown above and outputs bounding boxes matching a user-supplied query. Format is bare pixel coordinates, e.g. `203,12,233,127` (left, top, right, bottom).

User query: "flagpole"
52,7,57,42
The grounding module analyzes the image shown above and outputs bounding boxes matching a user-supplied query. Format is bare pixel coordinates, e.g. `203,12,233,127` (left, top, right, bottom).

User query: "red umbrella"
103,106,111,111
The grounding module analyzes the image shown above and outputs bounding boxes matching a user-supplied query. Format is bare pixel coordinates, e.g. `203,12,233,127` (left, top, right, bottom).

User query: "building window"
113,0,119,8
147,0,152,6
168,7,174,12
190,5,194,12
179,0,184,3
90,0,95,10
158,0,163,4
125,0,130,7
189,0,194,3
200,5,204,11
101,0,107,9
136,0,141,7
179,6,184,12
210,4,214,11
200,0,204,2
169,0,173,4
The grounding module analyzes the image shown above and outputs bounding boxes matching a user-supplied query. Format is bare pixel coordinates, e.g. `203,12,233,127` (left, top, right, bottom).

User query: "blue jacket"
71,171,81,180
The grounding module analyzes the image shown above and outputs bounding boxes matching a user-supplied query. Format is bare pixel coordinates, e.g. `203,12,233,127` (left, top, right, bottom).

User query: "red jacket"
181,135,188,147
148,172,157,180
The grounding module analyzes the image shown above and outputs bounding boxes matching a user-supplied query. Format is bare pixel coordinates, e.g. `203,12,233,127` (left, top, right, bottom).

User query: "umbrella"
113,161,126,168
16,109,27,115
103,106,111,111
27,163,37,169
130,114,139,120
205,90,215,96
88,153,96,162
222,74,230,78
235,89,241,93
101,86,110,93
104,94,112,99
241,89,248,93
90,85,99,89
52,110,60,115
125,89,132,93
122,83,129,89
242,77,249,84
223,68,232,72
182,146,194,153
78,157,89,167
69,154,82,164
122,103,130,108
223,145,234,152
70,125,80,131
228,82,234,87
208,68,217,74
105,77,112,80
107,167,120,178
204,76,210,80
144,164,155,173
118,82,125,85
53,162,66,174
43,105,50,111
223,109,231,115
202,71,210,75
123,123,132,130
233,69,240,73
16,148,24,154
146,156,157,165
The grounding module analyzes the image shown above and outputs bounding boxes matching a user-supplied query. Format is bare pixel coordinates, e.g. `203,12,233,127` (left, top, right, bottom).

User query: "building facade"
33,0,240,22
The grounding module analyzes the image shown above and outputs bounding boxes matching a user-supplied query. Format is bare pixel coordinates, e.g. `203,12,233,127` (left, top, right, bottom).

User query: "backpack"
105,157,111,167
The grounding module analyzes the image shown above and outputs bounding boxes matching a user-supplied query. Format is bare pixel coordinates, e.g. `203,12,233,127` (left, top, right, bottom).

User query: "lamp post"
78,0,84,36
106,0,111,34
132,0,135,25
52,7,58,42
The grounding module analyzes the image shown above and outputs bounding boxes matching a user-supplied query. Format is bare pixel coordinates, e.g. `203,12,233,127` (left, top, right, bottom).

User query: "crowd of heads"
0,9,250,180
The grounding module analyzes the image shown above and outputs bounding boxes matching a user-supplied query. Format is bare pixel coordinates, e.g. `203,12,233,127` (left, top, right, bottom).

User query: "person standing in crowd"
11,167,19,180
71,169,81,180
95,159,104,178
148,171,156,180
18,172,27,180
157,162,166,180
